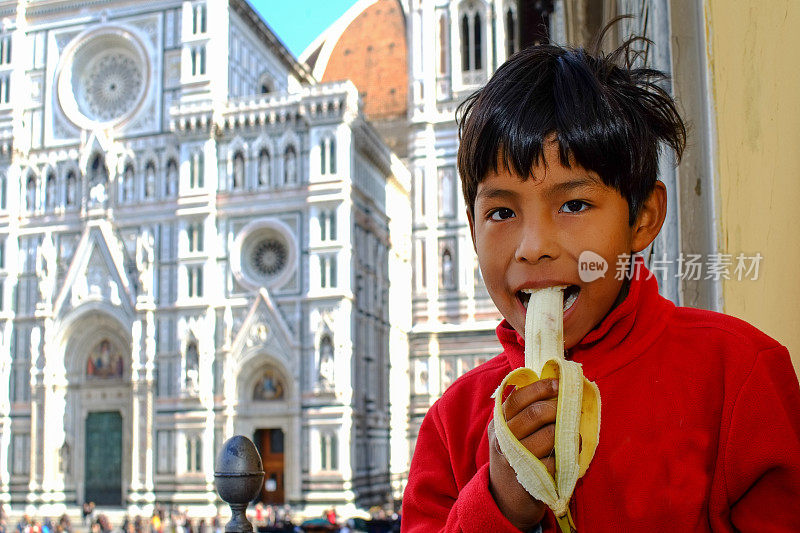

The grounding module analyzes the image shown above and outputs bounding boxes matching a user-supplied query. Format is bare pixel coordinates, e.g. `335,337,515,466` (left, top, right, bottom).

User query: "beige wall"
706,1,800,371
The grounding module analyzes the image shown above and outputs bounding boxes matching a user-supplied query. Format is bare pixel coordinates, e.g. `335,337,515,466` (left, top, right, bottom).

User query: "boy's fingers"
540,455,556,477
507,398,557,440
519,422,556,459
503,378,559,420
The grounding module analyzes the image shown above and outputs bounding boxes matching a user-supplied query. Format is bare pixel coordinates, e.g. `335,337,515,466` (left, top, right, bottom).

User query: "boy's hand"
488,378,559,531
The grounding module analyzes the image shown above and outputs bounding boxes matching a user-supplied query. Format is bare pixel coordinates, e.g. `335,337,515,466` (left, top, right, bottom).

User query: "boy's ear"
631,180,667,253
467,207,477,252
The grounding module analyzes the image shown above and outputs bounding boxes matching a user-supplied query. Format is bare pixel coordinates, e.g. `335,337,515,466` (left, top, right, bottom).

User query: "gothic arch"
62,162,82,208
277,133,301,186
163,146,180,197
250,134,274,160
58,304,133,383
236,353,293,406
41,163,58,211
23,166,39,213
257,72,274,95
225,136,249,190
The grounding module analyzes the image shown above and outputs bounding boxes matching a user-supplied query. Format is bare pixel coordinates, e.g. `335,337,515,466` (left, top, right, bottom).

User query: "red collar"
496,255,675,379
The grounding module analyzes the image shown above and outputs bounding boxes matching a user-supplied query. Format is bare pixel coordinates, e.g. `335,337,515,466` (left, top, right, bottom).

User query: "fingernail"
552,379,559,392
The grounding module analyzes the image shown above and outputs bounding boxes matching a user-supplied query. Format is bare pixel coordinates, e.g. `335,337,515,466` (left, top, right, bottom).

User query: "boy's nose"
514,220,559,263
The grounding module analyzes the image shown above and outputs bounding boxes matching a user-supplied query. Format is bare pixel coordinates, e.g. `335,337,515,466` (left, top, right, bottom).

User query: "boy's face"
468,141,663,349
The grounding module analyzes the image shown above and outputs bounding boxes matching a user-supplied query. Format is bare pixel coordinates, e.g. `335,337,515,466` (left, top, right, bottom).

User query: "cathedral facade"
0,0,410,516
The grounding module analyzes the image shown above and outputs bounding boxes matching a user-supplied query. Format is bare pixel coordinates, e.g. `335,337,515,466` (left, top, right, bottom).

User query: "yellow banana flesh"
492,286,601,532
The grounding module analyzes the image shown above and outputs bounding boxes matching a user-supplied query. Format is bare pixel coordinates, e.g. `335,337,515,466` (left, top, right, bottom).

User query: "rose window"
81,53,144,122
57,28,150,128
250,239,288,276
233,222,296,289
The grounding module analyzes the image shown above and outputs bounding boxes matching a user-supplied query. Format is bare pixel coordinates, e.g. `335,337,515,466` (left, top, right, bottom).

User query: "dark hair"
456,35,686,225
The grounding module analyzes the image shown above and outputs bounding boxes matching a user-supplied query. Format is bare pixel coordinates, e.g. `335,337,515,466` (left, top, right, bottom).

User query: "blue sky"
249,0,359,58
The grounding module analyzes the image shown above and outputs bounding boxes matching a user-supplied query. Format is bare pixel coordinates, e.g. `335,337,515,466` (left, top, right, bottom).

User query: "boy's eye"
489,207,515,221
560,200,590,213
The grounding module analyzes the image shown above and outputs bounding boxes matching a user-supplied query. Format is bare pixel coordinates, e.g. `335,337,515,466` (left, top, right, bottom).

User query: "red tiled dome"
314,0,408,121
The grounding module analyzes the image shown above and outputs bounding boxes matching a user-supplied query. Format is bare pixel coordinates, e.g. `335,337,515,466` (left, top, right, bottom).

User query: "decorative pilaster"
27,325,43,503
133,296,156,514
0,319,13,501
201,307,217,508
39,311,69,510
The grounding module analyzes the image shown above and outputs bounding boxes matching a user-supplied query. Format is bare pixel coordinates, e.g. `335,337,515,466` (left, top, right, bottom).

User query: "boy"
401,40,800,532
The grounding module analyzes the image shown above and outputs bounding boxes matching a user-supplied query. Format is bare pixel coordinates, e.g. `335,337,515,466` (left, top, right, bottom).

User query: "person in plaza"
15,515,30,533
56,514,71,533
150,511,161,533
81,503,94,527
401,30,800,532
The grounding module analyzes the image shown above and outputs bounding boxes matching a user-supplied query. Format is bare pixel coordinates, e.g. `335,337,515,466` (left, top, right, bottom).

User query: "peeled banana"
492,286,601,533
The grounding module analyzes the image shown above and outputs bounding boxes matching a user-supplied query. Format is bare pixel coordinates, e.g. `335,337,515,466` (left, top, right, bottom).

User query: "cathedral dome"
301,0,408,123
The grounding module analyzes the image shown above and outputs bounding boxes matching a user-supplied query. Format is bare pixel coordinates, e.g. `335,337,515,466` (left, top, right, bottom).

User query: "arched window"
166,159,178,197
437,11,449,76
460,4,484,75
184,340,199,392
319,210,336,241
144,161,156,198
258,74,273,95
258,149,270,187
438,166,456,218
25,174,36,213
506,7,517,57
187,221,204,252
320,136,336,175
441,248,456,290
121,163,134,203
232,151,245,190
473,12,482,70
185,341,199,373
45,171,56,211
65,170,77,207
318,334,335,389
90,154,108,186
190,46,206,76
0,173,6,210
461,14,470,72
320,432,338,470
190,151,204,189
192,3,207,34
284,145,297,185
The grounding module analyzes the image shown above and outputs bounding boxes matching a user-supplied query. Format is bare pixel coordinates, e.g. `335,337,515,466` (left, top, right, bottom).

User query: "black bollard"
214,435,266,533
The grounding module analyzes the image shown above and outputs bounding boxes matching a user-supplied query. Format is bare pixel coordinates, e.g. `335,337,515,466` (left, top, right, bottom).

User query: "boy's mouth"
518,284,581,313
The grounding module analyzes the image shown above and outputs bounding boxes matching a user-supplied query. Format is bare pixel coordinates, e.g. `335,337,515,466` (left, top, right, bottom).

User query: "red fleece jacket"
402,259,800,532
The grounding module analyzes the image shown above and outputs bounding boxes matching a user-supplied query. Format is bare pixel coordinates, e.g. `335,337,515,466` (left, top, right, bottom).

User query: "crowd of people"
0,503,398,533
1,503,225,533
0,507,73,533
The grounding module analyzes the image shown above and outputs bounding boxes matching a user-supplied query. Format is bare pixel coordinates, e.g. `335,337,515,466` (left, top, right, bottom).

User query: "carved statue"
185,341,200,395
318,335,335,391
135,228,155,297
36,233,57,305
89,181,107,206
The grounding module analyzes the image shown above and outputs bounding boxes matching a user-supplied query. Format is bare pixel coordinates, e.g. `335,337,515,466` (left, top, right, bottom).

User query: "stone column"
200,307,217,511
136,298,156,513
128,318,142,500
39,312,69,511
28,324,44,504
